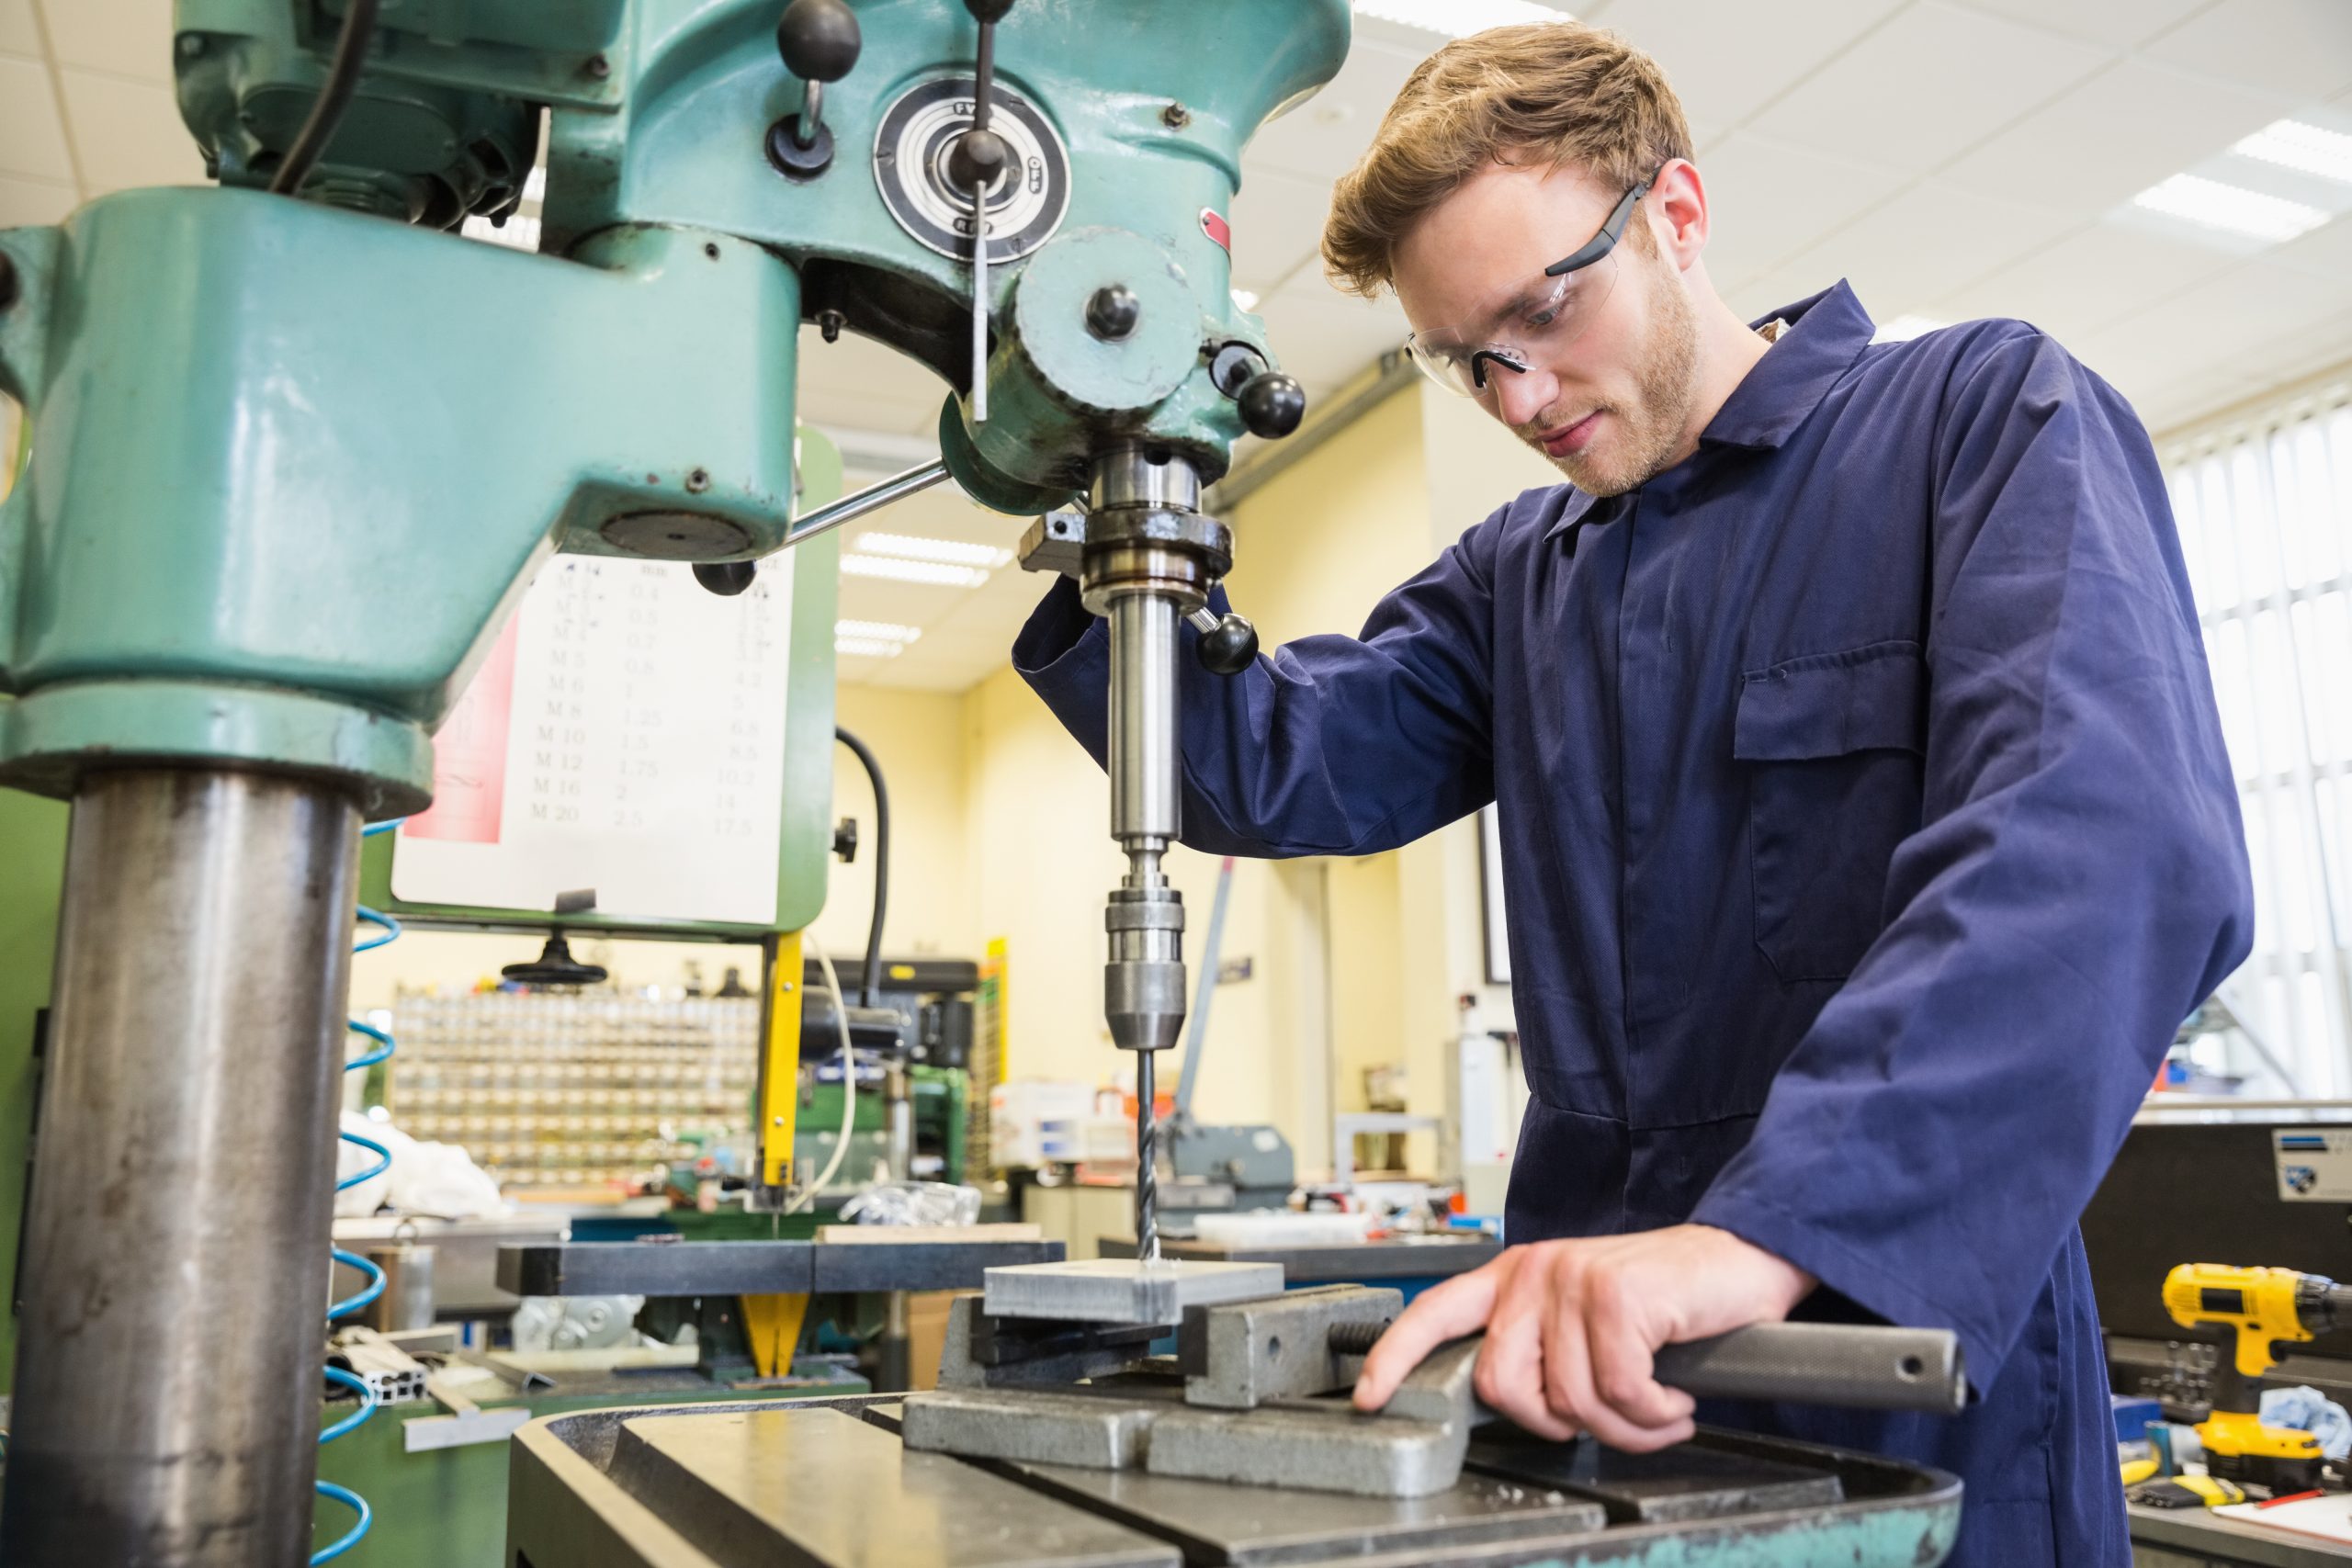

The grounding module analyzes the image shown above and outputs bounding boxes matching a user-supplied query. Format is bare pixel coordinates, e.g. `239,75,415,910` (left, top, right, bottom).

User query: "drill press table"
506,1393,1962,1566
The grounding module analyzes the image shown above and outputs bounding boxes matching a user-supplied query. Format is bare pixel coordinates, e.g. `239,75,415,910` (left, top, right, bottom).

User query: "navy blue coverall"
1013,282,2254,1564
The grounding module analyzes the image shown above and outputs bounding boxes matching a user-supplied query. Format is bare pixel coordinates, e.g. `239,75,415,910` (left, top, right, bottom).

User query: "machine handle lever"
1650,1321,1968,1415
1189,608,1258,675
777,0,861,147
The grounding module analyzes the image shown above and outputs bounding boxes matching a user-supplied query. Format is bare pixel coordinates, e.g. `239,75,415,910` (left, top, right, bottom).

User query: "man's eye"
1525,307,1560,331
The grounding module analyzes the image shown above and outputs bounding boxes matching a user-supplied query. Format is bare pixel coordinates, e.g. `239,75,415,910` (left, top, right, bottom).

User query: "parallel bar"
497,1237,1066,1297
3,770,361,1567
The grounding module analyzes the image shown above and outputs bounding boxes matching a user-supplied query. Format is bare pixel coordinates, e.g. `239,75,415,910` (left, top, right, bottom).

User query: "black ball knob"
964,0,1017,21
1197,613,1258,676
946,127,1010,196
1237,371,1306,440
1086,284,1140,341
694,560,757,596
777,0,861,82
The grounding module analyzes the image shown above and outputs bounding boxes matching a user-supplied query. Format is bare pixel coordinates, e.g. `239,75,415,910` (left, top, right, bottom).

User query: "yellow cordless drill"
2164,1263,2352,1496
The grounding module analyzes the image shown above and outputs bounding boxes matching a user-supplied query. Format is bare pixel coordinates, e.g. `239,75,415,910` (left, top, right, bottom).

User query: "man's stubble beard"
1542,254,1702,499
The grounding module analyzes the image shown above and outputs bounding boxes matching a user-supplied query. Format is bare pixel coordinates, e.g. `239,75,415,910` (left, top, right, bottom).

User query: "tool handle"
1651,1321,1968,1415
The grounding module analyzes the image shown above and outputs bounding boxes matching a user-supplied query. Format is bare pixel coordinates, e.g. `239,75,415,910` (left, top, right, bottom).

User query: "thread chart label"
394,553,795,924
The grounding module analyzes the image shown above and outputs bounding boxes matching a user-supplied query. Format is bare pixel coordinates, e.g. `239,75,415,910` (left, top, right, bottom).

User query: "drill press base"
507,1396,1963,1567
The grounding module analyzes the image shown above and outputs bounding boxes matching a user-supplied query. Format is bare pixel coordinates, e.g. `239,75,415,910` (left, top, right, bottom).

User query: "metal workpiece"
496,1236,1066,1298
981,1258,1286,1325
2,770,362,1568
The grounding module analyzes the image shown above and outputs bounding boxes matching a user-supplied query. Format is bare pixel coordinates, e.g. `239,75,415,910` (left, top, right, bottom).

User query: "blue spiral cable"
311,819,404,1564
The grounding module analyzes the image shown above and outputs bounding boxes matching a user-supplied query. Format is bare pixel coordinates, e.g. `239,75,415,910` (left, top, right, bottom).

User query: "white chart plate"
390,553,795,926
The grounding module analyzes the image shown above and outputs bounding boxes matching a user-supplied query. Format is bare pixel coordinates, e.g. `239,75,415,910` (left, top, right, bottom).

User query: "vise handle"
1649,1320,1968,1415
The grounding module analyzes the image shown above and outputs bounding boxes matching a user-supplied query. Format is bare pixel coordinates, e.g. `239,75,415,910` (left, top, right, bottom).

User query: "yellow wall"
812,683,977,964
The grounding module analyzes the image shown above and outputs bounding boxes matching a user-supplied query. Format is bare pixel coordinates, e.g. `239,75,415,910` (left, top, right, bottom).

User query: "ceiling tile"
2268,213,2352,281
1936,218,2242,339
0,171,74,226
2077,257,2352,416
0,0,38,56
1691,132,1913,289
1945,0,2211,48
1228,163,1335,297
38,0,172,83
0,57,74,183
58,70,203,192
1592,0,1911,130
1244,38,1424,184
1940,58,2292,212
1747,4,2111,171
2138,0,2352,101
1766,179,2085,323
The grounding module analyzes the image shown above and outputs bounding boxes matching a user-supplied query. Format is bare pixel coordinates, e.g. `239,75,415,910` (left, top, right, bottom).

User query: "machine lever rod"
785,458,951,546
1648,1321,1968,1415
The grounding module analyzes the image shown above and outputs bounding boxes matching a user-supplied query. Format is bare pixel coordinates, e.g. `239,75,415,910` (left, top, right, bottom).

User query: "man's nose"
1493,366,1557,431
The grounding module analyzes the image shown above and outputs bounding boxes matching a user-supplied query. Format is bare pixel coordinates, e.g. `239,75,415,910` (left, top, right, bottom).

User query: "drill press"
0,1,1342,1560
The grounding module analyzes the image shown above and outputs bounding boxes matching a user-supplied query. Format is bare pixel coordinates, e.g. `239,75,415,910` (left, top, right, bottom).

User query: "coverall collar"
1543,279,1875,545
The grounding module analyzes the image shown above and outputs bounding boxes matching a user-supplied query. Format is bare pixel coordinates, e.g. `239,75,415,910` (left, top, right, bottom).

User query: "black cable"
268,0,383,196
833,727,889,1008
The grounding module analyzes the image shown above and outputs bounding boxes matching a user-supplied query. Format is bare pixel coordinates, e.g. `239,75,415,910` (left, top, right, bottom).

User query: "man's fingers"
1585,1295,1698,1433
1352,1258,1506,1411
1532,1280,1679,1452
1476,1304,1577,1441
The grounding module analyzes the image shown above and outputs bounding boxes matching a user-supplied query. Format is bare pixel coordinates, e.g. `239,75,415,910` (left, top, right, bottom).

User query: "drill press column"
1083,447,1230,1260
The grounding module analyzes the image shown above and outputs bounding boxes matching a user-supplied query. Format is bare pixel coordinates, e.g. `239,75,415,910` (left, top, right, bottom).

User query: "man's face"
1392,161,1700,497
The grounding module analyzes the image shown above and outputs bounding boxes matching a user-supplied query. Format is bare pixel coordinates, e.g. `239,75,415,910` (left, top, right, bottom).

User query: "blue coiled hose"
312,819,402,1564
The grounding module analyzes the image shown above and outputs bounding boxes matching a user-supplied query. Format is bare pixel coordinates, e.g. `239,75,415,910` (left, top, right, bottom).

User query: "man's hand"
1351,1224,1815,1451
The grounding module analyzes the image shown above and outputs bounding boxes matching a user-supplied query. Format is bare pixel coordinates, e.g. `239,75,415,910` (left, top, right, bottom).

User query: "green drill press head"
0,0,1351,812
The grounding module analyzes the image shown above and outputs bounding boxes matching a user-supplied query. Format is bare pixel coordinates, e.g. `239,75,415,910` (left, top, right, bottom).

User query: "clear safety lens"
1406,246,1623,400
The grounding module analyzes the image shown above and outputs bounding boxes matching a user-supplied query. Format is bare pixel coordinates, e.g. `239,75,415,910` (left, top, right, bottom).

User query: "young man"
1013,23,2251,1565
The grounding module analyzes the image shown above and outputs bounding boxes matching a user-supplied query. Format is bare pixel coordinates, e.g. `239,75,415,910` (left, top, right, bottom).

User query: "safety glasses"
1405,175,1653,400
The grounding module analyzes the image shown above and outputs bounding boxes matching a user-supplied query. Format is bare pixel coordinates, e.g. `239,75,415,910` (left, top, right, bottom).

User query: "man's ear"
1649,158,1709,275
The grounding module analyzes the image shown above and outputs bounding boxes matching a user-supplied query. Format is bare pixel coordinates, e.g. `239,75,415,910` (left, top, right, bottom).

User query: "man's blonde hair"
1321,22,1692,299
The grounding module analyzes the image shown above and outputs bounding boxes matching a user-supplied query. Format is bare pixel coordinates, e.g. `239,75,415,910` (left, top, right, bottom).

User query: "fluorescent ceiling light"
835,619,923,644
853,531,1013,569
834,637,906,659
1353,0,1570,37
2130,174,2328,244
1873,314,1949,344
2233,119,2352,186
839,554,991,588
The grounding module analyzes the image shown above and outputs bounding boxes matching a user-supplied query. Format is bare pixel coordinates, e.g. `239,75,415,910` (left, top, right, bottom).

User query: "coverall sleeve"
1689,330,2255,1384
1012,509,1502,857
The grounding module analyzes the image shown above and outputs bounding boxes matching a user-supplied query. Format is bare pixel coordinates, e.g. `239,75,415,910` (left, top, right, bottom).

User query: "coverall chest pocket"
1733,642,1927,984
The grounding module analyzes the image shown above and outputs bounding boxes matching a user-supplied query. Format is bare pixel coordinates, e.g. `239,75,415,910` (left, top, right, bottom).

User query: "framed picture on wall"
1479,807,1510,985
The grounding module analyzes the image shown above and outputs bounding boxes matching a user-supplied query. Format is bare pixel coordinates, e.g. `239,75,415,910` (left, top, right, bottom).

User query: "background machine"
0,0,1321,1561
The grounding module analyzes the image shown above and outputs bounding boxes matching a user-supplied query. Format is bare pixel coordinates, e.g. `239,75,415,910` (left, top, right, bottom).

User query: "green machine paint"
0,2,1345,1562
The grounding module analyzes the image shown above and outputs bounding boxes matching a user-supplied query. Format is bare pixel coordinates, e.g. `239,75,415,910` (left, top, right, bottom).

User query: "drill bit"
1136,1051,1159,1260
